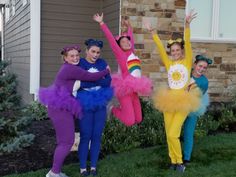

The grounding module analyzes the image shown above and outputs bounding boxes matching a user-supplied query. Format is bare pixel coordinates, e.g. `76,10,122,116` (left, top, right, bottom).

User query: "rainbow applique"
127,53,141,77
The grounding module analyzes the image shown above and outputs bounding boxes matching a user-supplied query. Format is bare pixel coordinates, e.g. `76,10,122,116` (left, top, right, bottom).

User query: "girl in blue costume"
183,55,212,164
76,39,113,176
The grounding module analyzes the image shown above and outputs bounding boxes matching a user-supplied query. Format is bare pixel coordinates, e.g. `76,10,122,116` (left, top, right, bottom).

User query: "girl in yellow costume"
146,11,200,172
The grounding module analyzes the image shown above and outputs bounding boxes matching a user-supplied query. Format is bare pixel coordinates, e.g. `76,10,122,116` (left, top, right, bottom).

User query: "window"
187,0,236,43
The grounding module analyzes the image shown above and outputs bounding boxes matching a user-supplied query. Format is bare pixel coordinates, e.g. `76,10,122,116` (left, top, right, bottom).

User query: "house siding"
4,0,32,103
101,0,120,70
40,0,120,86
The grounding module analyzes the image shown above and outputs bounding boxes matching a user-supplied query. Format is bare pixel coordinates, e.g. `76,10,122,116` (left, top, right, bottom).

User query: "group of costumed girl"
146,10,211,172
39,44,110,177
38,10,211,177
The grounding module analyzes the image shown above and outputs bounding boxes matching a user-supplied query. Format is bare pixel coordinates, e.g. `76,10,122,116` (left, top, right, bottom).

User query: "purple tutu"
111,73,153,97
38,85,82,117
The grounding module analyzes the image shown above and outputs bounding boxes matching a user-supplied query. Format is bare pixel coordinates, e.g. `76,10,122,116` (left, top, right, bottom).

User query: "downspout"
30,0,41,100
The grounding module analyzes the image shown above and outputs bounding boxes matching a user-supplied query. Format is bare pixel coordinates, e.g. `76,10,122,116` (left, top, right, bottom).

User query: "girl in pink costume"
93,13,152,126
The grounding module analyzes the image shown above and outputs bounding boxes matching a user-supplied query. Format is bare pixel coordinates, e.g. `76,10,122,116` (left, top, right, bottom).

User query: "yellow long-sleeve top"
153,28,192,90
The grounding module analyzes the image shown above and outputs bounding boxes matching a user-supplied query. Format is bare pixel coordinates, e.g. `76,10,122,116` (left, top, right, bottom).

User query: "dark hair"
167,38,185,49
60,44,81,55
85,39,103,49
194,55,213,65
116,36,131,47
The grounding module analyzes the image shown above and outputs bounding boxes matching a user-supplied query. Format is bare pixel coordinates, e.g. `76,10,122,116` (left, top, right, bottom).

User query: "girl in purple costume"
38,45,109,177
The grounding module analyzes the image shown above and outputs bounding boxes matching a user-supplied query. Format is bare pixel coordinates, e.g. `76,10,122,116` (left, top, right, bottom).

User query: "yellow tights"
164,111,188,164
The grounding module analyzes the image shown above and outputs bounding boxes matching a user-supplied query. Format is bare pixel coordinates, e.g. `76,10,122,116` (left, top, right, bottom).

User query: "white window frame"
186,0,236,43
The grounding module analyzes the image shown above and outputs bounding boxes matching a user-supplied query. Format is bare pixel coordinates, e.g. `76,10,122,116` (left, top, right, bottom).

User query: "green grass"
4,133,236,177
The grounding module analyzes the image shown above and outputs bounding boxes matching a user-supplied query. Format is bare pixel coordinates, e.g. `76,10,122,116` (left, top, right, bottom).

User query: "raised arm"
59,64,109,81
145,21,170,69
184,10,197,67
93,13,126,69
122,18,135,51
93,13,123,57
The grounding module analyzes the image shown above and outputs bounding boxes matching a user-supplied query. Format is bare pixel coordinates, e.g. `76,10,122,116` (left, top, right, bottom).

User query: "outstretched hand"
121,18,131,27
185,9,197,25
93,13,104,24
144,21,156,34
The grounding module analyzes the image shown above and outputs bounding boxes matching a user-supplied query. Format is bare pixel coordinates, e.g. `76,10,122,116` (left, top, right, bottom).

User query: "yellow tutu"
153,86,201,113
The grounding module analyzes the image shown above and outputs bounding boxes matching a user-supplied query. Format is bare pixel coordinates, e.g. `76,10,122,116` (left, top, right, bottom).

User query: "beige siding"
40,0,120,86
4,0,32,103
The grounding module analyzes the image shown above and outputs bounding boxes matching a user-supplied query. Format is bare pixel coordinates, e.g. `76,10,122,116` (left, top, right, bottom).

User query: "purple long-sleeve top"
38,62,109,117
54,63,109,93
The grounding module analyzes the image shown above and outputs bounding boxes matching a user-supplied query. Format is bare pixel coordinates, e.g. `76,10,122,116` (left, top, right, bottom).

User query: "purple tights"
48,108,75,173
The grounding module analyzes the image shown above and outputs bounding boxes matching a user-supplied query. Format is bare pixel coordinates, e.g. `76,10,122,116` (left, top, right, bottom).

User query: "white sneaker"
46,170,61,177
59,172,69,177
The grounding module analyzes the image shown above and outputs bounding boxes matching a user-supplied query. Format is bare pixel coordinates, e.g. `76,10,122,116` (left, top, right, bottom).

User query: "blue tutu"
189,93,209,117
76,87,114,111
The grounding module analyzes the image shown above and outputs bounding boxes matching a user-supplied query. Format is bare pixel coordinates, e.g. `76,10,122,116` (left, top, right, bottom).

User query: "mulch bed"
0,119,78,176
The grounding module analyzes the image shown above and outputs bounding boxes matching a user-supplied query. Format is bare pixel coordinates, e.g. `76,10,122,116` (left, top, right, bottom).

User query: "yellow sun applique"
168,64,189,89
172,71,181,81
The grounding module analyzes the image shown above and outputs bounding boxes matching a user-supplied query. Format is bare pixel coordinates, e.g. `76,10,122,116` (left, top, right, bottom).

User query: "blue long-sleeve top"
192,75,208,95
78,58,112,90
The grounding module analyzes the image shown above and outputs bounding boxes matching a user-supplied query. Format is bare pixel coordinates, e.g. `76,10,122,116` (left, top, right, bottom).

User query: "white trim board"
30,0,40,99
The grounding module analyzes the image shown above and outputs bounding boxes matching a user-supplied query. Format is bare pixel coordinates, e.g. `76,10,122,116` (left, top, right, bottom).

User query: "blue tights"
183,114,198,161
78,107,106,169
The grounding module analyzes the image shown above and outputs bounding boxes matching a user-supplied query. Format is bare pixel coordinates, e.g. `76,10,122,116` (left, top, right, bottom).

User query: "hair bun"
85,39,103,48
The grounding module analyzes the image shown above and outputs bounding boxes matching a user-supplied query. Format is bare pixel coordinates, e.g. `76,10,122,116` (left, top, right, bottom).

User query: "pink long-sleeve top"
100,23,141,77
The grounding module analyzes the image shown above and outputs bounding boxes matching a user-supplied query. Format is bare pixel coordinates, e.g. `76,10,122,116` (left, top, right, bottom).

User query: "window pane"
187,0,213,38
218,0,236,39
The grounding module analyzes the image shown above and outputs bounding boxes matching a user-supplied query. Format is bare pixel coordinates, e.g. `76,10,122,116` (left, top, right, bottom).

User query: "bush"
22,101,48,121
101,97,236,155
0,60,34,155
101,99,165,155
196,113,220,136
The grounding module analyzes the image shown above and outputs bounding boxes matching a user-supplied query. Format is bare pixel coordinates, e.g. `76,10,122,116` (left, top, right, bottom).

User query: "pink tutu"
111,73,153,97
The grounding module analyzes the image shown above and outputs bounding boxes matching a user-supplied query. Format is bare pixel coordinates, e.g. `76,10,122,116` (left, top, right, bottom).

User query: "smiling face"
64,49,80,65
193,60,208,77
118,37,132,51
86,46,101,63
170,43,184,60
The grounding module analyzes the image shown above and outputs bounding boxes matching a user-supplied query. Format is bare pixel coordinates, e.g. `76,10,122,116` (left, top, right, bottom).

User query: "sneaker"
169,163,177,170
46,170,61,177
183,160,191,166
176,164,186,173
90,169,97,176
59,172,69,177
80,171,89,177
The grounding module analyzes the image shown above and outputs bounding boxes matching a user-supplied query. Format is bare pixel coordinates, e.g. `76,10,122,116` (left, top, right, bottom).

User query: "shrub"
0,60,34,155
22,101,48,121
101,99,165,155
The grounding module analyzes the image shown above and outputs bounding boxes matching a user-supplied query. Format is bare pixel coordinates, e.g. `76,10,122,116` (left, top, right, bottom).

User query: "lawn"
4,133,236,177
